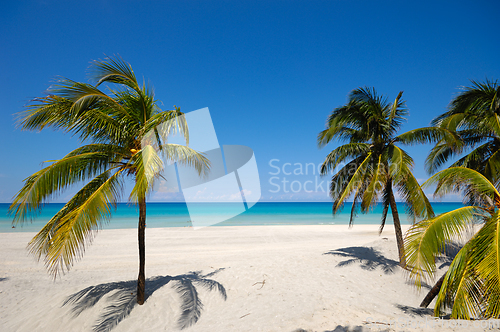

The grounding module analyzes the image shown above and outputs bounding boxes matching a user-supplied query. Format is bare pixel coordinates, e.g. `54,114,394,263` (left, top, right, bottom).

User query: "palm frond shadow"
406,280,432,290
324,246,399,274
293,325,374,332
395,304,433,317
63,268,226,332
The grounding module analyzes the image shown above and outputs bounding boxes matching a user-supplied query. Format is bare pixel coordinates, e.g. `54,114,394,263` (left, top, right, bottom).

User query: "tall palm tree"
405,167,500,319
318,87,453,266
427,79,500,181
9,56,210,305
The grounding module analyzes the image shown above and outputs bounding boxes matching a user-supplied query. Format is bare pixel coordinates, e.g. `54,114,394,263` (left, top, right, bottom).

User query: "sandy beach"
0,225,496,332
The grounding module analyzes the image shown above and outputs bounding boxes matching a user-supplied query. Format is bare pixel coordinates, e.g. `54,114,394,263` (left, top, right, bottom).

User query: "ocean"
0,202,464,233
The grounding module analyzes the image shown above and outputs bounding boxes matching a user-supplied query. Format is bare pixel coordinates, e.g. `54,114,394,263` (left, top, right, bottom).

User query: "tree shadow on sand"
293,325,385,332
63,268,227,332
395,304,433,317
323,247,399,274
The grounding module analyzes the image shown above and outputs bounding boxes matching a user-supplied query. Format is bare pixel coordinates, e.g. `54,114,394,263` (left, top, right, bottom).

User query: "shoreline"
1,223,411,235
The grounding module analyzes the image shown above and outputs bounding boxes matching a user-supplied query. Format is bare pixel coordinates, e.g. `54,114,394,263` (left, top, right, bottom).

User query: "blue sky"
1,0,499,203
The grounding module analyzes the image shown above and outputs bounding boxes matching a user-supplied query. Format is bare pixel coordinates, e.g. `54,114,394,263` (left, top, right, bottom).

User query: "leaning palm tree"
9,56,210,305
413,79,500,308
427,79,500,181
405,167,500,319
318,87,454,266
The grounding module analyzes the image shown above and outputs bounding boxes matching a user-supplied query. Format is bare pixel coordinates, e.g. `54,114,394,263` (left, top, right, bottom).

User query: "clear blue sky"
1,0,499,203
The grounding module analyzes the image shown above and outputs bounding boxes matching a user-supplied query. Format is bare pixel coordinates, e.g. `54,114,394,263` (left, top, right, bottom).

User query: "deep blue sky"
1,0,499,203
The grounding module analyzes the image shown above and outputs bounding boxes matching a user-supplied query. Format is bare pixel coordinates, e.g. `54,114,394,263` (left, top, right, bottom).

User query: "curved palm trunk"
420,272,446,308
137,195,146,305
387,185,406,267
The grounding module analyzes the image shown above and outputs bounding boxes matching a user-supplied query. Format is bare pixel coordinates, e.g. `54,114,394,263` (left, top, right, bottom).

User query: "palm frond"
404,206,480,288
17,95,75,131
398,171,434,221
361,155,384,211
90,55,139,89
10,145,124,223
396,127,461,147
435,240,483,319
333,153,372,212
319,143,370,175
424,167,499,208
425,140,459,174
327,156,364,213
27,169,124,277
468,211,500,317
158,144,210,177
142,108,188,145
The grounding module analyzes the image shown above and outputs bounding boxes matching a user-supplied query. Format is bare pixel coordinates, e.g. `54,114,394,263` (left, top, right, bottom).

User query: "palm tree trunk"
137,194,146,305
420,273,446,308
387,184,406,267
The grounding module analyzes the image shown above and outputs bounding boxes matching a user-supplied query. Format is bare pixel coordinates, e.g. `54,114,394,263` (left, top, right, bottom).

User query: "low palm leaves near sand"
405,167,500,319
318,87,456,266
9,56,210,305
427,79,500,181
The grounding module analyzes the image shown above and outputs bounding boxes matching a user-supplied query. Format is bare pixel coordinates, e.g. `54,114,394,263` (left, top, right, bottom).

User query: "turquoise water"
1,202,463,233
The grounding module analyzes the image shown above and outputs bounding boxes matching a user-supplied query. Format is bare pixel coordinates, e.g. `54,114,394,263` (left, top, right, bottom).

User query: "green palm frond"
333,153,372,212
317,126,359,147
142,107,188,144
19,80,134,143
159,144,210,177
319,143,371,175
450,141,497,175
428,79,500,180
90,55,138,89
129,143,210,203
469,211,500,317
396,127,461,146
398,171,434,220
16,95,75,131
361,155,384,211
28,169,124,277
485,150,500,185
425,139,459,174
327,156,364,212
435,240,483,319
52,79,133,121
424,167,500,208
10,145,125,223
387,145,434,220
404,206,480,288
387,144,413,182
129,147,163,203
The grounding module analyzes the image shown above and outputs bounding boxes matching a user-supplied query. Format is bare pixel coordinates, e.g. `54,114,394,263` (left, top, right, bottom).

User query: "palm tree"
405,167,500,319
9,56,210,305
427,79,500,181
318,87,453,266
415,79,500,307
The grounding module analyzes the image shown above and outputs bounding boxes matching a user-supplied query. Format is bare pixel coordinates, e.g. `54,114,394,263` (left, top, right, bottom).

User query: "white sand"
0,225,496,332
